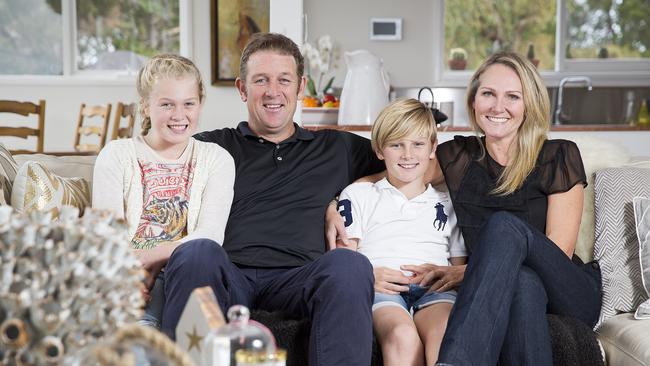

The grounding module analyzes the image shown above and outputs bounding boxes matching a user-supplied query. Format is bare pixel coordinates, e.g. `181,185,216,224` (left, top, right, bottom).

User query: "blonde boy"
337,98,467,365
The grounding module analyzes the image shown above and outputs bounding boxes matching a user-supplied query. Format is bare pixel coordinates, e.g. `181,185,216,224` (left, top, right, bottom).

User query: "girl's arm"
92,144,126,218
180,153,235,245
546,184,584,258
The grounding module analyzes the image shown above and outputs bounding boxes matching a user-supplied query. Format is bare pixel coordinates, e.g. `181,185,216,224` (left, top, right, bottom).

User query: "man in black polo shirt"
161,33,384,365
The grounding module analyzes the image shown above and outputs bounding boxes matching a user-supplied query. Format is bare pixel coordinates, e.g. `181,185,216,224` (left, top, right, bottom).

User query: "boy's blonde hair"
137,54,205,135
371,98,436,153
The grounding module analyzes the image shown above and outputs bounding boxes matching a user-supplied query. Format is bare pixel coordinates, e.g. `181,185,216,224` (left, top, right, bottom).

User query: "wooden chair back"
0,99,46,154
74,103,112,153
111,102,137,140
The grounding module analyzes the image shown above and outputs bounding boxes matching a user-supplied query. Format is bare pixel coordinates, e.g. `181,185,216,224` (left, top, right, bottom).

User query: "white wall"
0,1,247,152
304,0,436,88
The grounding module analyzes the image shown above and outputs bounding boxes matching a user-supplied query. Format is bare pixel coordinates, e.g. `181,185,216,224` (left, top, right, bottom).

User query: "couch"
4,136,650,365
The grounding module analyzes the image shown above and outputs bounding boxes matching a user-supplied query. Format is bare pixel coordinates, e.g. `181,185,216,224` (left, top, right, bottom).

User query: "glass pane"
76,0,180,71
0,0,63,75
566,0,650,60
444,0,556,71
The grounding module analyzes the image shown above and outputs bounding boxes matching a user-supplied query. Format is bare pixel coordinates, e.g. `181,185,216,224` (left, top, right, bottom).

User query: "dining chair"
74,103,112,153
0,99,46,154
111,102,137,140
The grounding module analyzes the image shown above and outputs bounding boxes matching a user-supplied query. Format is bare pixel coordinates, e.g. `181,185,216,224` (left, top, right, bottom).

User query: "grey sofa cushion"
594,168,650,326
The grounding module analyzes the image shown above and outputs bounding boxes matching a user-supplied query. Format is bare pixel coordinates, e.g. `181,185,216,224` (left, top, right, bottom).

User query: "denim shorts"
373,284,457,315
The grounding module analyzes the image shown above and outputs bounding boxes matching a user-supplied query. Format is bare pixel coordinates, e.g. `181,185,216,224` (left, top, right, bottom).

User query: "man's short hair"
239,32,305,81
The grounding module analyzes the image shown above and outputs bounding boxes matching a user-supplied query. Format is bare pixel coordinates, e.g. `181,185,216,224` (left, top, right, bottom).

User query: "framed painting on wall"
211,0,270,85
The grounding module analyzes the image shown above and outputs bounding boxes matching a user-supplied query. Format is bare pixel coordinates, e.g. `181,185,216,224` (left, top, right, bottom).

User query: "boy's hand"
401,263,466,292
374,267,410,295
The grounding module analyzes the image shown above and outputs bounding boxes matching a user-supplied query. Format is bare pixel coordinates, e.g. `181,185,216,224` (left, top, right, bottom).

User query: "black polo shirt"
194,122,384,267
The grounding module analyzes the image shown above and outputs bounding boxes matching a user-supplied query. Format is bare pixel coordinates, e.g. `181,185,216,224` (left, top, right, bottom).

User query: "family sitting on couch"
91,32,602,366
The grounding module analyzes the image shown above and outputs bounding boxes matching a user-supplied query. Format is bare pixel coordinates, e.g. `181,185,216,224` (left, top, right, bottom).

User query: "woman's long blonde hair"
466,52,550,195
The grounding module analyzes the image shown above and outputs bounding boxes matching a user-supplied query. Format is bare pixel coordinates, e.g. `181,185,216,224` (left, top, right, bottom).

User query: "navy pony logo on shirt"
337,199,353,227
434,202,448,231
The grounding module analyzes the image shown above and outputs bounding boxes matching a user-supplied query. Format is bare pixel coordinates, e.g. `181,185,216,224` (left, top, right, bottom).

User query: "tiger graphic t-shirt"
131,136,195,250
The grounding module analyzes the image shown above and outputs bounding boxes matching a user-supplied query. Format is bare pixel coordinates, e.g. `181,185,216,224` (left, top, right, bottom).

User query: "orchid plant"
302,35,340,97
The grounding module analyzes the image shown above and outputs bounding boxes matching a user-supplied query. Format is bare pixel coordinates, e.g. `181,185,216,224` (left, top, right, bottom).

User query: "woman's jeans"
437,212,602,366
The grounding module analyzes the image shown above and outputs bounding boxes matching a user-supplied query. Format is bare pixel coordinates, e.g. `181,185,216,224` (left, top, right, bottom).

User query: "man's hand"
325,200,349,250
401,263,466,292
374,267,410,295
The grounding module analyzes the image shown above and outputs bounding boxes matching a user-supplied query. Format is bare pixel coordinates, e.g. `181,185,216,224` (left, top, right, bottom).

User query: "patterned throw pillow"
633,196,650,319
11,162,90,218
0,144,18,204
594,168,650,326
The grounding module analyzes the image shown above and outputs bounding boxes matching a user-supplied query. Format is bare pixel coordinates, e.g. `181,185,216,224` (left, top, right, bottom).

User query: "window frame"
0,0,192,86
434,0,650,87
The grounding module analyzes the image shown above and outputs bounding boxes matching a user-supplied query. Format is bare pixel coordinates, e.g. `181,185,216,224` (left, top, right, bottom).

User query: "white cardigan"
92,137,235,245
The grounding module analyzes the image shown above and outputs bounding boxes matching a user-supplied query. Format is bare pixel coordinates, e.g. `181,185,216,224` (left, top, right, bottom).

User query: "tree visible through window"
444,0,649,72
0,0,63,75
567,0,650,60
77,0,180,71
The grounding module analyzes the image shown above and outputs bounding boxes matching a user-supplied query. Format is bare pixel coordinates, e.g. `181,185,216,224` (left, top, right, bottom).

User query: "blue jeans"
437,212,602,366
139,272,165,329
161,240,374,366
374,284,456,314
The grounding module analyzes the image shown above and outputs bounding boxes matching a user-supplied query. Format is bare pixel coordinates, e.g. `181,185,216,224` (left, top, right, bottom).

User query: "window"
438,0,650,86
0,0,188,78
0,0,63,75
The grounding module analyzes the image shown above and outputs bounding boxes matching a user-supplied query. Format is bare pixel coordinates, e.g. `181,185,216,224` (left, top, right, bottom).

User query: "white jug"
338,50,390,125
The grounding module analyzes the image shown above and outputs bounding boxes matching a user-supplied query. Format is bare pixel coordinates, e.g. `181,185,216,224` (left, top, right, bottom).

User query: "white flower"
318,35,332,52
301,35,340,96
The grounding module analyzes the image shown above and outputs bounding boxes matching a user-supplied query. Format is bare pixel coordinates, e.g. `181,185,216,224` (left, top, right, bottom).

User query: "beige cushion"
13,154,96,190
0,144,18,204
11,162,90,218
597,313,650,366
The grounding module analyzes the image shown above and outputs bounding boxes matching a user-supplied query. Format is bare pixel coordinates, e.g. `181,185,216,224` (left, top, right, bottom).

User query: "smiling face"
144,75,201,155
472,63,525,146
377,134,436,196
236,50,306,142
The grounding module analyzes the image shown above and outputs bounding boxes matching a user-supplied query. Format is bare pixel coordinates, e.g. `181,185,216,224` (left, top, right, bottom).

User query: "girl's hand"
374,267,410,295
133,243,176,290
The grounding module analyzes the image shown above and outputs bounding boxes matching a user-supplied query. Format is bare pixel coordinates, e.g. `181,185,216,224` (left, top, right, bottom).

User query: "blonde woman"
431,52,602,365
93,54,235,329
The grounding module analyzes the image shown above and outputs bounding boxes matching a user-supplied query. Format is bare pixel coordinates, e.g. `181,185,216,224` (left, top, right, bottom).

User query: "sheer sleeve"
437,136,481,194
540,140,587,195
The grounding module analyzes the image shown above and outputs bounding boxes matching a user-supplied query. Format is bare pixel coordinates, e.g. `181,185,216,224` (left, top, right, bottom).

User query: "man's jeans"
161,239,374,366
437,212,602,366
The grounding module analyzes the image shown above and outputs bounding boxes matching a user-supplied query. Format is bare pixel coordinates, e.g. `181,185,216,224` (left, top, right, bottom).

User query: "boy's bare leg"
414,302,453,365
373,306,425,366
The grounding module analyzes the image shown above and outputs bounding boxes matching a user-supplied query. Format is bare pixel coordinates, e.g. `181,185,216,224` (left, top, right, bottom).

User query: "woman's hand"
325,200,349,250
401,263,466,292
374,267,410,295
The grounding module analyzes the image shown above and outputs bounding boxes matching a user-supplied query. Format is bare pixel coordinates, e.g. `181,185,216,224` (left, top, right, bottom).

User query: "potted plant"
448,48,467,70
527,44,540,68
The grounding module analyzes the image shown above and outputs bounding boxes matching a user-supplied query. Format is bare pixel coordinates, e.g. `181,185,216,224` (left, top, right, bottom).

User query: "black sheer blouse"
437,136,587,253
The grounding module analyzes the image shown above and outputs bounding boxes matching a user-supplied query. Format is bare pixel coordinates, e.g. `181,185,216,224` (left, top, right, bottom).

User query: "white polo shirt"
338,178,466,272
